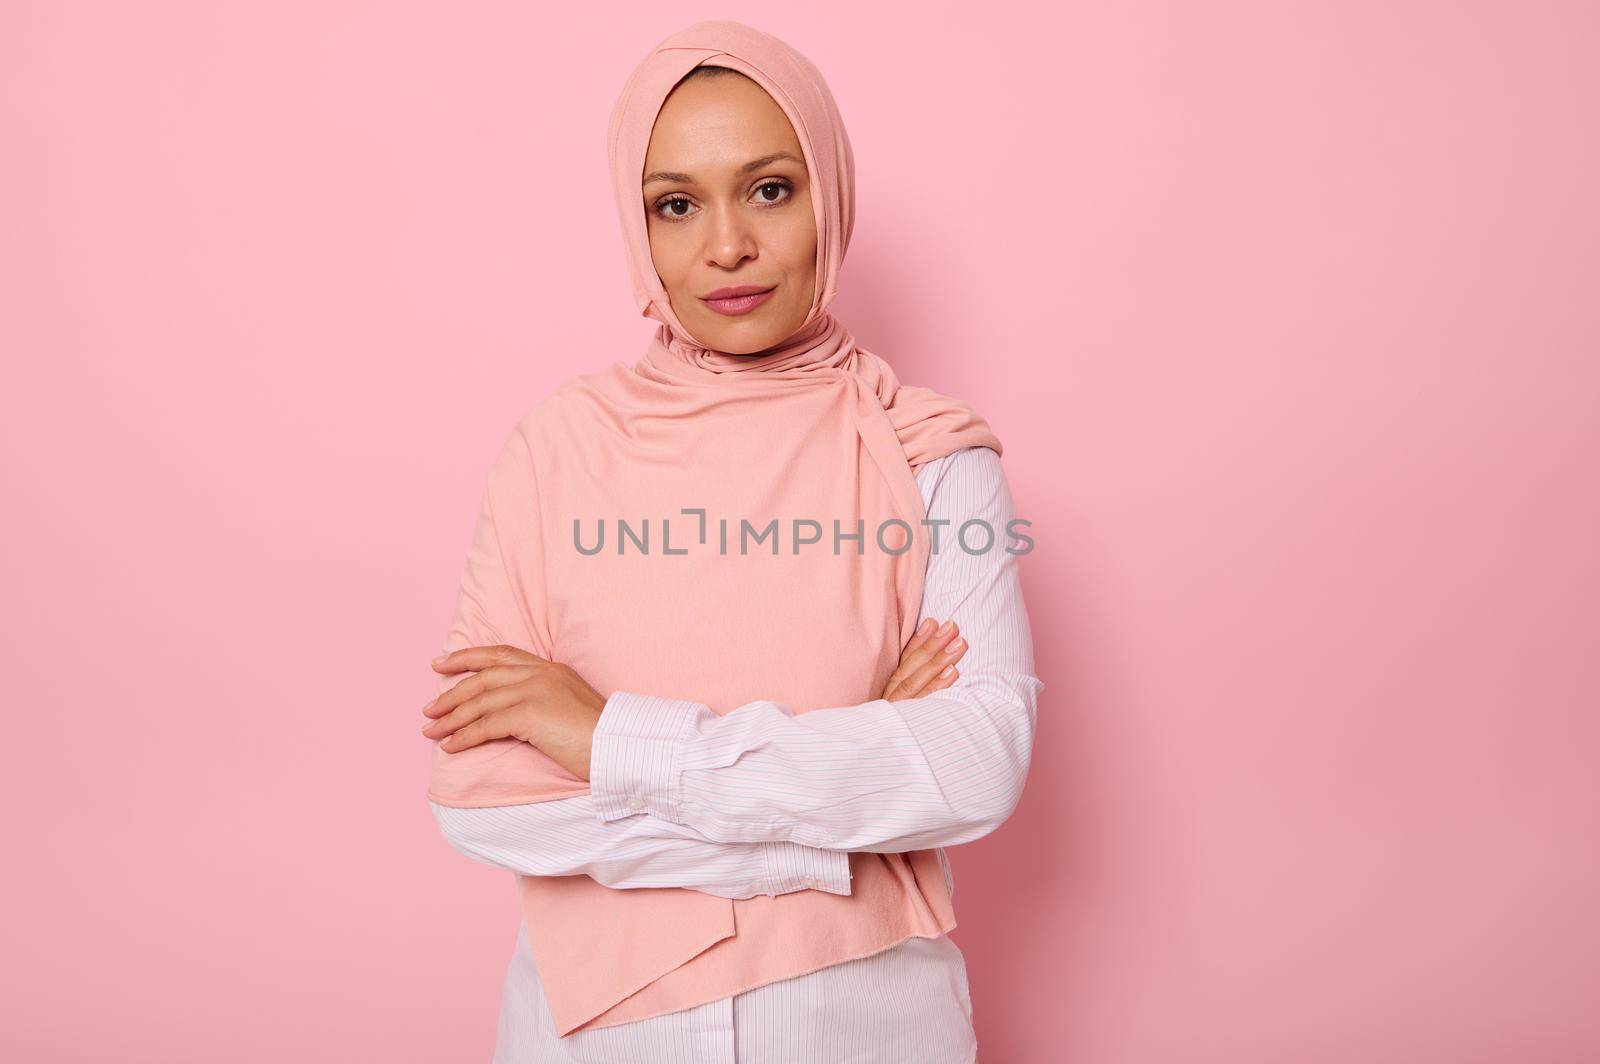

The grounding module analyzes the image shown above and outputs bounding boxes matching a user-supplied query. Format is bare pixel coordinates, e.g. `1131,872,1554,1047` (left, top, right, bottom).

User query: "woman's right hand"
881,618,967,702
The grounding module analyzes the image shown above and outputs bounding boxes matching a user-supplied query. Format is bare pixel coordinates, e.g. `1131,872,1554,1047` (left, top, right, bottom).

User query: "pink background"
3,3,1596,1061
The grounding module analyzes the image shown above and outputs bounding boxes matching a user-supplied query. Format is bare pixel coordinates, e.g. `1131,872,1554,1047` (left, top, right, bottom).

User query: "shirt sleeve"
425,419,851,899
429,795,851,899
588,445,1044,853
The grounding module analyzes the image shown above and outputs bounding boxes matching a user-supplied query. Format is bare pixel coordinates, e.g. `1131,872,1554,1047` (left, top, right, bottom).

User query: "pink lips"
700,284,777,316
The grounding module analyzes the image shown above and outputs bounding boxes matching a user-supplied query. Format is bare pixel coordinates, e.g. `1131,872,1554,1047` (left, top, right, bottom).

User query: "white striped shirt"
430,445,1042,1062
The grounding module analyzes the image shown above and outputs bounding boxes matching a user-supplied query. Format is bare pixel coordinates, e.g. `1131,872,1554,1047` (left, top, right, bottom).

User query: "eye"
753,179,792,205
654,196,695,221
649,179,795,223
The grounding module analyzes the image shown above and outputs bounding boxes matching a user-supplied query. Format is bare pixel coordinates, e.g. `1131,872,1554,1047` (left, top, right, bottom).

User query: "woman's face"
642,71,818,354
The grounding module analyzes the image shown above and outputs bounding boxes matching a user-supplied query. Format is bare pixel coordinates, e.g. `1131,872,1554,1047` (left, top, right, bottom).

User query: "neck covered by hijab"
428,19,1003,1037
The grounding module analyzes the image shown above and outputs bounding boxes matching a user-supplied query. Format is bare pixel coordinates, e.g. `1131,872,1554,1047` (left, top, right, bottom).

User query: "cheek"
646,224,693,289
769,214,818,276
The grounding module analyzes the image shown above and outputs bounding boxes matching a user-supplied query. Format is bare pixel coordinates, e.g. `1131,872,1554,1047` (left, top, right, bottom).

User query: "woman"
421,20,1042,1063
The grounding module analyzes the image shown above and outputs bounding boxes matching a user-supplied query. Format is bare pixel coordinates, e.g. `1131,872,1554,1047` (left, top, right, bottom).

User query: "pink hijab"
429,19,1002,1035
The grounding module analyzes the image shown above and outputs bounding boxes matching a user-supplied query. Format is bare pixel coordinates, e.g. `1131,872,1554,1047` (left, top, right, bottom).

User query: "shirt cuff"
590,691,701,824
592,692,854,897
761,841,853,897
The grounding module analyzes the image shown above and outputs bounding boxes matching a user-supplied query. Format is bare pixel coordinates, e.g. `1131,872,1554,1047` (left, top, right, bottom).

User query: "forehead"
643,73,805,173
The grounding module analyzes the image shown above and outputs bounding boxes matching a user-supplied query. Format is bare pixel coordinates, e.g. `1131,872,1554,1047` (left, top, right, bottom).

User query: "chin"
712,335,778,356
692,316,795,355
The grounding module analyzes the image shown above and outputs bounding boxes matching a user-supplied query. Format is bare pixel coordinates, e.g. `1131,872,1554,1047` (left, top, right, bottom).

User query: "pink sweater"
430,445,1041,1056
427,426,1042,1036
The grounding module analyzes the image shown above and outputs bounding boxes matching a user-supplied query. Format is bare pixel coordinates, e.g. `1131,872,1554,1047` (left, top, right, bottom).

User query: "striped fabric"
492,921,978,1064
429,444,1041,1062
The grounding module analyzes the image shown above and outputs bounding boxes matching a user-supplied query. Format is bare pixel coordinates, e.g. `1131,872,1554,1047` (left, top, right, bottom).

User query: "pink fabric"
426,18,1001,1037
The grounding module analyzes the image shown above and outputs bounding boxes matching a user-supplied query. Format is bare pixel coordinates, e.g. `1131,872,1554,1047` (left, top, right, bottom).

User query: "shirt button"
626,797,645,812
801,876,817,889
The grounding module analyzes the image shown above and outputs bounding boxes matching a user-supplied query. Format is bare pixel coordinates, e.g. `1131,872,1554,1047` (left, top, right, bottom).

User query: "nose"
703,201,758,270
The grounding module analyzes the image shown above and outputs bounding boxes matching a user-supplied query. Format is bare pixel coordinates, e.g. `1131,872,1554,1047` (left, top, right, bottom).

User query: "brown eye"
655,196,694,221
754,181,791,204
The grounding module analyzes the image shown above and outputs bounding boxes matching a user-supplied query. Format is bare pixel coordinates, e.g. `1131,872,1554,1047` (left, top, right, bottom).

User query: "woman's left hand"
421,646,605,780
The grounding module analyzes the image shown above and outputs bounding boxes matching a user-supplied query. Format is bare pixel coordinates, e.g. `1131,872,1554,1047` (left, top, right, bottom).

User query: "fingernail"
431,654,448,666
938,620,954,635
945,638,966,655
939,665,956,679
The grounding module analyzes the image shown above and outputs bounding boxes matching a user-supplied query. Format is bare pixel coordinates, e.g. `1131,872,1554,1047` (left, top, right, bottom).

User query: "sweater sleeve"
588,445,1044,853
425,420,851,898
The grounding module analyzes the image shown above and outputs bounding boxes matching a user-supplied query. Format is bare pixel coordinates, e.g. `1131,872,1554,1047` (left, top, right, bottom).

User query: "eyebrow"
642,151,805,188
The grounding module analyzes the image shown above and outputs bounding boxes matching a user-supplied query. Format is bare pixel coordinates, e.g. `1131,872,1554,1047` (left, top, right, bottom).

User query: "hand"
421,645,605,780
881,618,967,703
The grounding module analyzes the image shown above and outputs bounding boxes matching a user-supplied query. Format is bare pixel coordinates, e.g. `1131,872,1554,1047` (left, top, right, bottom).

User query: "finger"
907,661,958,698
884,620,957,700
895,662,959,703
424,674,485,720
424,663,535,718
882,619,939,698
423,684,525,740
893,621,961,691
919,665,958,696
432,645,546,675
899,626,964,696
903,617,938,654
425,683,525,739
438,711,514,753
